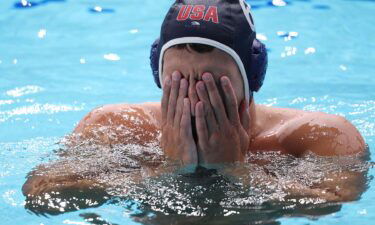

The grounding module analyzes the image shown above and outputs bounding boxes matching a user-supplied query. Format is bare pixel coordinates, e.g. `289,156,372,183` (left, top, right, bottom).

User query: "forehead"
163,46,239,76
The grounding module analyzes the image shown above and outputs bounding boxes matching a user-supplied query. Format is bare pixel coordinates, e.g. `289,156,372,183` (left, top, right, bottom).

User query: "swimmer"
22,0,367,214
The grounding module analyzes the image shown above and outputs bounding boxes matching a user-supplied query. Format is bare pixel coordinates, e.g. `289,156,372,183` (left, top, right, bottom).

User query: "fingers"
188,77,199,117
167,71,181,124
181,98,198,165
202,73,228,127
161,76,171,123
180,98,192,138
220,76,240,126
196,81,219,133
239,100,251,132
195,101,208,147
174,78,188,127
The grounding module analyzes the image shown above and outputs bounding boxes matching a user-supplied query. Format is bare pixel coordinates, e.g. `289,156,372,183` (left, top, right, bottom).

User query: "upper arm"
22,163,109,215
281,113,366,156
72,104,159,146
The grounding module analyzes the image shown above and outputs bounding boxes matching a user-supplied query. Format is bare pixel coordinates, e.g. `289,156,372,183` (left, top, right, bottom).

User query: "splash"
23,137,372,225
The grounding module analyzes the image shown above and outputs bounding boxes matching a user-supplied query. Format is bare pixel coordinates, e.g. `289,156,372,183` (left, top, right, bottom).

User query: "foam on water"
22,134,372,224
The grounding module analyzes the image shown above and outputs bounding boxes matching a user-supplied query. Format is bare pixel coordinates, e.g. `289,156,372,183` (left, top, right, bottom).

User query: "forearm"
24,180,108,215
309,171,366,201
23,172,103,197
219,162,367,203
283,171,367,202
22,164,108,215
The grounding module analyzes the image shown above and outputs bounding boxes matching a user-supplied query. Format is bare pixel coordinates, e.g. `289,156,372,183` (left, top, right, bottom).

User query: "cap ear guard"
149,38,268,92
249,38,268,92
150,38,161,88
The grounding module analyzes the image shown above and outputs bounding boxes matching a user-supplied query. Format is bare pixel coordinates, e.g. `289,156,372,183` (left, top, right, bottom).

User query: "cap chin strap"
159,37,250,103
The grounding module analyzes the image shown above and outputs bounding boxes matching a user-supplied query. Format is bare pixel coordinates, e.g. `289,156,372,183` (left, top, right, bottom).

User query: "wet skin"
74,47,366,161
22,46,367,214
72,47,364,161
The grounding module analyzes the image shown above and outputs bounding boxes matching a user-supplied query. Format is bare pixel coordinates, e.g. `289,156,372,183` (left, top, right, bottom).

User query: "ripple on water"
0,103,84,123
23,134,372,224
272,96,375,138
5,85,44,98
0,137,60,172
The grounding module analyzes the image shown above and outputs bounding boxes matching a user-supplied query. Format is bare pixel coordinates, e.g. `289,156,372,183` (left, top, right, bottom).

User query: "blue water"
0,0,374,224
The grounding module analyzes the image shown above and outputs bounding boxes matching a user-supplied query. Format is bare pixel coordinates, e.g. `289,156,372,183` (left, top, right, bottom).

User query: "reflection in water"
79,213,119,225
23,137,372,224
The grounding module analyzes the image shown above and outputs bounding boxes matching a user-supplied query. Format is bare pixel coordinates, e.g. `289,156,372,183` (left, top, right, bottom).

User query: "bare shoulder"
72,102,162,145
274,108,366,156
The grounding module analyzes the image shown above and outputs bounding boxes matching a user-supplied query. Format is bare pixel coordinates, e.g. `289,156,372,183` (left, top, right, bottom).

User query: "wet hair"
174,43,214,53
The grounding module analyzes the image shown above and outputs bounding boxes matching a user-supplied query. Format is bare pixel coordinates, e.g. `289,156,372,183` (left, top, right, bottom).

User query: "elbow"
333,189,363,202
22,179,32,197
313,114,366,156
22,178,41,198
336,116,366,156
22,174,51,198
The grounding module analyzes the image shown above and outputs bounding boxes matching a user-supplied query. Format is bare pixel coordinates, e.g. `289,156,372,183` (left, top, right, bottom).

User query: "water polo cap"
150,0,268,102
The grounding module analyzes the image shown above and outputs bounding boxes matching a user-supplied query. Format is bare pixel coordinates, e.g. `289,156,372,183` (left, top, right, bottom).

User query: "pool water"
0,0,374,224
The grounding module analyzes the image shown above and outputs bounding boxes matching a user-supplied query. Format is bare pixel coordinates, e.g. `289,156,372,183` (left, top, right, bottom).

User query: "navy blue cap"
154,0,267,102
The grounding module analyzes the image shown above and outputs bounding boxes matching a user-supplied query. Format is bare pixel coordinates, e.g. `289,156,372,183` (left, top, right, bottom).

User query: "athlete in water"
22,0,366,213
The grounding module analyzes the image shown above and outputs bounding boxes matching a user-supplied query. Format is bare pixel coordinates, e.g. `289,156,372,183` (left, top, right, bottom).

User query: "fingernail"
221,77,229,86
202,73,210,81
197,81,205,90
172,71,180,81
